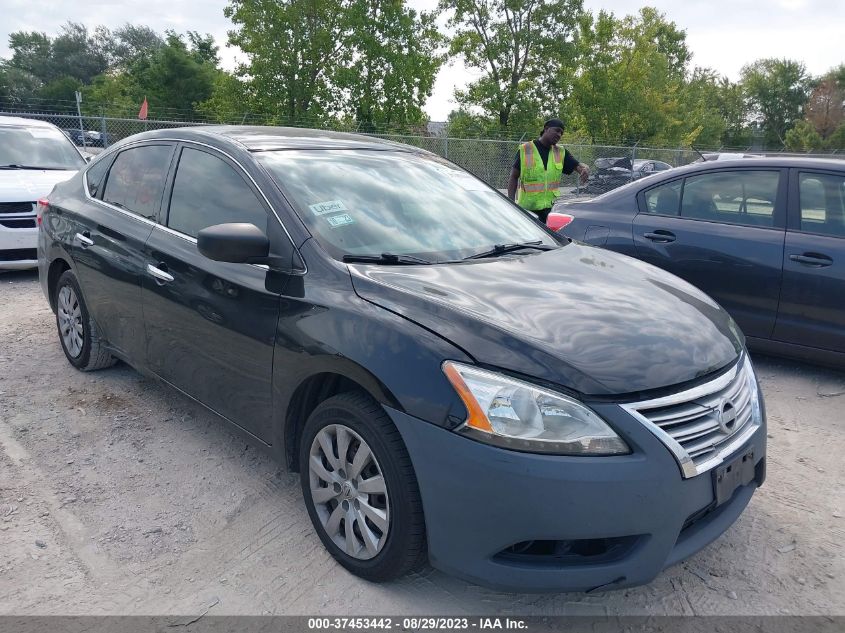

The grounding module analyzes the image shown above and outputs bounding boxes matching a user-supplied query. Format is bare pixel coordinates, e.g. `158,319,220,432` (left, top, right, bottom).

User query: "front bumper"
387,400,765,593
0,224,38,270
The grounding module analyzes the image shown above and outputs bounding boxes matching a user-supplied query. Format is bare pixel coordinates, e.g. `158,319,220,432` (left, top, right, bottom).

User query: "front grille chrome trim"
621,354,761,479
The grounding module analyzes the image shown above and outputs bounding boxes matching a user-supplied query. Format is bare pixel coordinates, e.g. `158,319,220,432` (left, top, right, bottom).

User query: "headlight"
442,361,630,455
743,355,763,425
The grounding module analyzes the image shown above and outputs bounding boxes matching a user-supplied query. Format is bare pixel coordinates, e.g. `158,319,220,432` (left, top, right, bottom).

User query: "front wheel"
299,391,426,582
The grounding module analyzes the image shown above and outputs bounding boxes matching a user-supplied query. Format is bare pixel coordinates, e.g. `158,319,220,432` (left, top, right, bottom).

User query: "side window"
167,147,268,239
681,171,779,227
643,180,681,215
102,145,173,220
85,156,111,199
653,162,672,172
798,172,845,237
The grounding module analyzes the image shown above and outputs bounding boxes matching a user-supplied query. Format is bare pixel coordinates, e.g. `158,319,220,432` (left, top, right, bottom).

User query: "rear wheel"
299,391,426,581
55,270,116,371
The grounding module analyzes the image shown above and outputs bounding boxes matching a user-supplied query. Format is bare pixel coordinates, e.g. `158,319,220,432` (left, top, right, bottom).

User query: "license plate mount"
713,450,756,506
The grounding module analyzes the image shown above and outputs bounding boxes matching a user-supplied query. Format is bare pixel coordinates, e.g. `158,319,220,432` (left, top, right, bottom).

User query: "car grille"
0,248,37,262
0,202,35,215
0,218,36,229
621,356,761,478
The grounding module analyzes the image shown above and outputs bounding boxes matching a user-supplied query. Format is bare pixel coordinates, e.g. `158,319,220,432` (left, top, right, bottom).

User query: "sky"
1,0,843,120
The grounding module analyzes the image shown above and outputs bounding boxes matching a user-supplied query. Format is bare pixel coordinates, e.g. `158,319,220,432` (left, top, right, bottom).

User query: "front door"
773,169,845,353
142,144,286,441
633,169,787,340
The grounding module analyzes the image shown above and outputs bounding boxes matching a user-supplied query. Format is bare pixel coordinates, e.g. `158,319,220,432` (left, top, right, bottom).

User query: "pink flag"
138,97,148,120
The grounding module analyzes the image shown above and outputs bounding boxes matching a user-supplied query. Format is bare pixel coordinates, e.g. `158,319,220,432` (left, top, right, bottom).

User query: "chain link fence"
3,109,842,197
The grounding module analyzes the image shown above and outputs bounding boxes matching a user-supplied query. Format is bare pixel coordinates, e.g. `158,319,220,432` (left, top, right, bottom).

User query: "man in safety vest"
507,118,589,223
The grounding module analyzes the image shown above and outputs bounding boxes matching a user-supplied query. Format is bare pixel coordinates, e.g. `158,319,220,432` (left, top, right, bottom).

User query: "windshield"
0,125,85,170
256,149,559,262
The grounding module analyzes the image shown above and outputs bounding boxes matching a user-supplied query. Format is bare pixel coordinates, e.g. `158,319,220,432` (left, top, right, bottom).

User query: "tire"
299,391,426,582
54,270,117,371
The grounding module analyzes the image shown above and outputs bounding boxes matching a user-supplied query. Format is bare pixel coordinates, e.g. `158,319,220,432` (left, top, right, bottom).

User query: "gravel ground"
0,269,843,616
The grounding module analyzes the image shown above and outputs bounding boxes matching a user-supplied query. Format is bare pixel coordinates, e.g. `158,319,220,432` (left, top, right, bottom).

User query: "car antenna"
691,145,706,162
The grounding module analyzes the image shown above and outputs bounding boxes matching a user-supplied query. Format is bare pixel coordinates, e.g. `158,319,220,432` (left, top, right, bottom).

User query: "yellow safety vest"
517,141,564,211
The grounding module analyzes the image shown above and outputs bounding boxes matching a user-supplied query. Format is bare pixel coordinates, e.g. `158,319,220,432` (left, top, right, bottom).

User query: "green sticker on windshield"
326,213,355,228
309,200,347,216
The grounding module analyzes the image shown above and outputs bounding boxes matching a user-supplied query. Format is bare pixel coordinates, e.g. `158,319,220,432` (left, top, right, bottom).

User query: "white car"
1,116,86,270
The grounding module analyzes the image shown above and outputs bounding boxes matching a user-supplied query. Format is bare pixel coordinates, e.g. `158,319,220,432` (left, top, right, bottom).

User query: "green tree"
571,8,690,144
100,24,165,70
6,31,53,82
741,58,810,147
677,68,726,147
338,0,443,131
50,23,108,84
716,78,751,147
784,119,823,152
438,0,583,129
225,0,351,124
37,76,83,106
0,63,42,104
131,34,217,116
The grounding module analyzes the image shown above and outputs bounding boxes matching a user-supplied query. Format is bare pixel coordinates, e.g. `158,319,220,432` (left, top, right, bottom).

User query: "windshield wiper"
342,253,434,265
0,164,68,170
462,241,558,260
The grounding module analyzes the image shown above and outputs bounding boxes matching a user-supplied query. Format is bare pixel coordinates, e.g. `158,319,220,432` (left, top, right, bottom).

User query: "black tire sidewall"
55,271,94,370
299,393,423,581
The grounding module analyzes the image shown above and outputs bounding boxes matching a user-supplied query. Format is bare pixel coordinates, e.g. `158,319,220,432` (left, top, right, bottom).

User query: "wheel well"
47,259,71,312
285,373,374,472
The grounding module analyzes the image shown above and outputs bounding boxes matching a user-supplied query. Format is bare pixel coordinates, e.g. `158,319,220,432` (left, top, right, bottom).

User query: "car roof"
0,115,60,129
585,156,845,202
126,125,414,152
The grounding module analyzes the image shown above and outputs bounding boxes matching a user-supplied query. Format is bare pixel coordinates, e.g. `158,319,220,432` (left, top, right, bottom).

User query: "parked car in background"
63,128,111,147
693,152,762,162
550,157,845,367
572,157,674,195
0,116,86,270
38,126,766,592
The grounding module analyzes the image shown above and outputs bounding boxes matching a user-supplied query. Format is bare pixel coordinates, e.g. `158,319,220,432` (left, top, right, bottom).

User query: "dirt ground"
0,269,843,616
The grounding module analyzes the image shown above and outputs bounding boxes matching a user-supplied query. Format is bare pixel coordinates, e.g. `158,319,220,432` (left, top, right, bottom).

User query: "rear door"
70,143,175,362
633,168,787,340
141,143,286,441
772,168,845,353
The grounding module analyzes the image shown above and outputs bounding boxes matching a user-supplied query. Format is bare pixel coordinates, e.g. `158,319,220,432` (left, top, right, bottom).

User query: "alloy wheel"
308,424,390,560
57,285,84,358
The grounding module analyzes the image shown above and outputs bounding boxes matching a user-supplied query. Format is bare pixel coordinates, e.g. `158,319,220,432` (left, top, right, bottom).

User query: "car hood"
0,169,78,201
348,243,743,397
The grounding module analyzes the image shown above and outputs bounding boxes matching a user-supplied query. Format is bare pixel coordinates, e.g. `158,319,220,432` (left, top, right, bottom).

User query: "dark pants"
532,208,552,224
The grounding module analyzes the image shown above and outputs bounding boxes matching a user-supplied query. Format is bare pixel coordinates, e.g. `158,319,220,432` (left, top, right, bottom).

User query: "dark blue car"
553,157,845,368
38,127,766,592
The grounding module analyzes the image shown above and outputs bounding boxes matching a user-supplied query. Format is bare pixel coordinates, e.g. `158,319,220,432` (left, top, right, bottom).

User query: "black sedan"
37,126,766,591
551,157,845,367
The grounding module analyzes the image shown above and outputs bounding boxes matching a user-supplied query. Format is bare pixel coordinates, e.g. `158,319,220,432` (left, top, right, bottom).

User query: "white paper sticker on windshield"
309,200,347,216
431,165,487,192
326,213,355,228
28,128,63,139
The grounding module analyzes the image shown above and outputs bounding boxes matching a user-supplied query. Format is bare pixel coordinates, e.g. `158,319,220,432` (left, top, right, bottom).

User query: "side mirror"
197,223,270,264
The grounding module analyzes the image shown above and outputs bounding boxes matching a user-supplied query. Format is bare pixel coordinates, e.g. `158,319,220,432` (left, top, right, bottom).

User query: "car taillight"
547,212,574,232
36,198,49,227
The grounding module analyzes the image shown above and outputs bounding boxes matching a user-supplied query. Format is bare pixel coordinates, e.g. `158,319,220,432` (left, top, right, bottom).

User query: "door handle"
643,230,676,243
75,232,93,247
789,253,833,267
146,263,174,283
